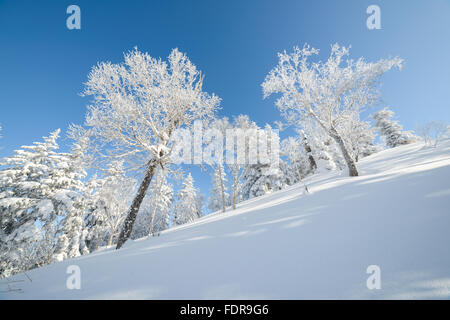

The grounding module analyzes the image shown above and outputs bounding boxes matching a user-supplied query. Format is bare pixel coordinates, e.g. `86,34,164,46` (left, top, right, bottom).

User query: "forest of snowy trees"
0,44,446,279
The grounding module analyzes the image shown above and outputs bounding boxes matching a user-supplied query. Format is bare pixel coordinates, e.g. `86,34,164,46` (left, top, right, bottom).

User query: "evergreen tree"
280,136,310,185
86,161,136,248
173,174,199,226
0,129,87,276
372,108,417,148
133,170,173,238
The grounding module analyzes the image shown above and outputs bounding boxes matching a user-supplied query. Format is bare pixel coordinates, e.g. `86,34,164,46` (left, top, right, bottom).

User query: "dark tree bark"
116,160,158,249
329,127,359,177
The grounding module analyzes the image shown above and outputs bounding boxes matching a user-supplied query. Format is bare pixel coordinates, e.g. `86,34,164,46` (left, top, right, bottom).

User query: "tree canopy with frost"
78,48,220,248
262,43,403,176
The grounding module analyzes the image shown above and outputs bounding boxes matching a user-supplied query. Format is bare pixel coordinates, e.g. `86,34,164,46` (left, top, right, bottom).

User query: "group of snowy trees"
0,131,204,278
0,130,87,277
203,44,417,212
1,44,428,278
203,104,417,213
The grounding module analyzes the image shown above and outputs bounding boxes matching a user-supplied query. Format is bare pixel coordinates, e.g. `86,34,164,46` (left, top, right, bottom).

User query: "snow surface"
1,140,450,299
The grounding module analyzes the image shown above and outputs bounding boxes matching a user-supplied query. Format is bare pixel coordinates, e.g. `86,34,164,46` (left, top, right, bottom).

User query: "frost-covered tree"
205,118,231,213
299,121,342,173
280,136,311,185
208,163,229,213
241,124,284,200
0,129,87,277
86,162,136,248
195,193,204,218
241,163,284,200
262,44,403,176
173,174,199,226
227,115,259,209
50,136,88,261
298,130,317,174
345,117,378,161
78,48,220,249
417,121,449,147
133,169,173,238
372,107,417,148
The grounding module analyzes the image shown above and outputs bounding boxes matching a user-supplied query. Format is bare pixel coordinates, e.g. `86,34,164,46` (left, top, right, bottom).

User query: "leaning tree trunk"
329,127,359,177
116,160,158,249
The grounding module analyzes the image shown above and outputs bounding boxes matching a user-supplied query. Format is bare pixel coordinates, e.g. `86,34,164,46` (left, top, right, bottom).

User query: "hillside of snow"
1,140,450,299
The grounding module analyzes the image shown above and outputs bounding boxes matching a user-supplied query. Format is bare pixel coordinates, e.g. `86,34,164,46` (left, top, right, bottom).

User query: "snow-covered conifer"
372,107,417,148
173,174,199,226
0,129,87,276
133,170,173,238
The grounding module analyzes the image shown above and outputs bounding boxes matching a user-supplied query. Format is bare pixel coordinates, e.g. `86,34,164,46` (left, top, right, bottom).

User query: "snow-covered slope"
1,140,450,299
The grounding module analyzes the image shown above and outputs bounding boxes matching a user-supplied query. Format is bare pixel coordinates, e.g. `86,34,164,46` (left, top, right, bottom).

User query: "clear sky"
1,0,449,202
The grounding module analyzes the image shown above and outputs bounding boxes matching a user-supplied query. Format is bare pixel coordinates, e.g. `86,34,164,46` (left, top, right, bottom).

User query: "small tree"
89,162,136,247
227,115,259,209
173,174,199,226
280,135,310,184
417,121,449,147
372,107,417,148
0,129,87,276
206,118,231,213
137,169,173,237
208,163,229,213
345,117,378,162
262,44,403,176
78,48,220,249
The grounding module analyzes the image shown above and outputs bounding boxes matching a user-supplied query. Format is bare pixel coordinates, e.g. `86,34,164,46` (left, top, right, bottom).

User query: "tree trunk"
329,127,359,177
149,205,159,237
232,176,238,210
116,160,158,249
219,165,226,213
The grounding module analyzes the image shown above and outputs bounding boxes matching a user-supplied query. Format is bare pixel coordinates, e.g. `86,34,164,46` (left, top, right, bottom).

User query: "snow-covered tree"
86,162,136,248
195,193,204,218
280,135,310,185
262,43,403,176
205,118,231,213
298,130,317,174
208,163,229,213
0,129,87,277
372,107,417,148
417,121,449,147
133,169,173,238
173,174,199,226
78,48,220,249
49,136,88,261
226,115,259,209
240,124,284,200
345,117,378,161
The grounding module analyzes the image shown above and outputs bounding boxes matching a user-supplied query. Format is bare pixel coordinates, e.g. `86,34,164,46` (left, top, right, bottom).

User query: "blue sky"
1,0,449,203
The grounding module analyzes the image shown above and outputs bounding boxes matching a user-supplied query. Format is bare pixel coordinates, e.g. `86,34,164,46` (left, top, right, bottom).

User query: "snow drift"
1,140,450,299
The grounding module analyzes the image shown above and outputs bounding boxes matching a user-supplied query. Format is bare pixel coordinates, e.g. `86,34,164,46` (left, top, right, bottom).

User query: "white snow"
1,140,450,299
